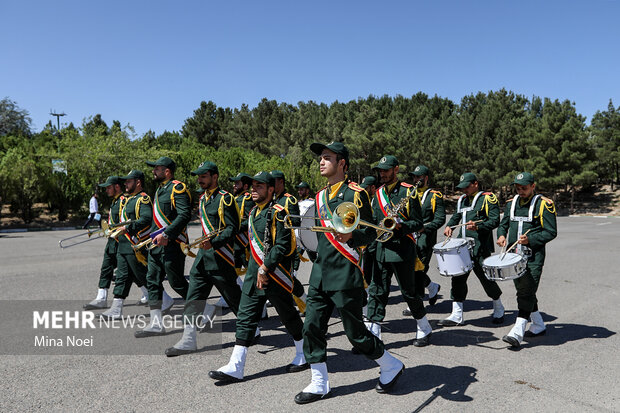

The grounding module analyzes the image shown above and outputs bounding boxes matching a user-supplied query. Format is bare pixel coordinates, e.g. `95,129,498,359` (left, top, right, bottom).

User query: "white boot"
101,298,123,320
144,309,165,333
217,345,247,379
288,339,307,368
138,286,148,305
427,282,440,302
492,299,505,322
416,316,432,340
201,301,216,330
165,324,197,356
162,290,174,312
528,311,546,335
302,362,330,395
503,317,528,347
84,288,108,309
365,321,382,340
236,276,244,289
375,350,405,392
440,301,463,326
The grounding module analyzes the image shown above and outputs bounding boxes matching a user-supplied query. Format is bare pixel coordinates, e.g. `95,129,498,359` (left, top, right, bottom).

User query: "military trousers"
303,284,384,364
183,257,241,320
235,282,303,347
513,263,543,319
416,243,434,289
450,253,502,302
367,258,427,321
113,252,147,299
146,246,188,309
98,243,118,289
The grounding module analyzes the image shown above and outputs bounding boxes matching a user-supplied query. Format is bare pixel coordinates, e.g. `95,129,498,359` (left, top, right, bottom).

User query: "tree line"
1,90,618,224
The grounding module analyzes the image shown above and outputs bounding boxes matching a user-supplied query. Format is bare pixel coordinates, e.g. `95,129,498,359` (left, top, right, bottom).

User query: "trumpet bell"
332,202,360,234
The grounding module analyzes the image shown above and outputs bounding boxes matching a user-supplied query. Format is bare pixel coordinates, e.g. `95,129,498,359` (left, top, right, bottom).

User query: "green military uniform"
234,190,255,269
113,191,151,299
146,178,192,308
235,197,303,346
97,193,123,290
445,189,502,302
497,192,557,318
303,177,385,363
367,178,426,322
415,185,446,288
183,169,242,321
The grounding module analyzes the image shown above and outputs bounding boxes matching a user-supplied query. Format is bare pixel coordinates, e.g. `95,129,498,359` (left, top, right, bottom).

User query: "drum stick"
501,229,532,260
449,219,483,230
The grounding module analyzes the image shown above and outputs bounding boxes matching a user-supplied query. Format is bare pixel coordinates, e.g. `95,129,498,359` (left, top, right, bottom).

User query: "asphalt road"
0,216,618,412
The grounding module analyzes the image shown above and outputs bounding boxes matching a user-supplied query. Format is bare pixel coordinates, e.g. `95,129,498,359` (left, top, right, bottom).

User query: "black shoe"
294,391,331,405
437,318,462,327
83,302,107,310
429,285,441,306
165,347,196,357
375,365,405,393
134,329,166,338
413,333,431,347
524,329,546,338
351,346,362,355
492,316,505,324
402,308,412,317
252,334,261,345
285,363,310,373
502,335,520,348
208,370,242,382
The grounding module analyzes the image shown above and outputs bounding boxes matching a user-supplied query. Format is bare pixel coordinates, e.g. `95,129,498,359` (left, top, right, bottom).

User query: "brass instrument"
58,219,133,249
179,228,226,257
284,202,394,242
378,181,422,242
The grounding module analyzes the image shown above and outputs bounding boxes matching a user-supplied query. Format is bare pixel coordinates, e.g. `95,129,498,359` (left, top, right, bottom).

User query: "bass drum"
296,199,318,253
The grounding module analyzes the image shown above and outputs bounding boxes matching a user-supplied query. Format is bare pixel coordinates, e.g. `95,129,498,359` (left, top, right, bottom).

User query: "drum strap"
457,192,483,238
509,194,541,254
420,188,432,206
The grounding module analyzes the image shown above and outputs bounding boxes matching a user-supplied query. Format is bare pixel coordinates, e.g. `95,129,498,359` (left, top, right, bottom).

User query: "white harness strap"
421,188,432,206
509,194,541,254
457,192,483,238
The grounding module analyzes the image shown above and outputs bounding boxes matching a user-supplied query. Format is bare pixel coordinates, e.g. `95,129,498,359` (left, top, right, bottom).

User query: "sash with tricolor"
120,193,151,245
315,187,364,273
153,184,188,244
376,185,415,243
247,207,294,293
199,193,235,267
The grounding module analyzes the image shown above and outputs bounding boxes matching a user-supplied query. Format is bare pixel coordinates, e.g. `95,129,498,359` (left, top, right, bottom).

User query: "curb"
0,221,202,234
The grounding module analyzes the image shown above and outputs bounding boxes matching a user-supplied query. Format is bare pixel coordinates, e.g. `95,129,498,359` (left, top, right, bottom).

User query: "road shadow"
520,322,616,349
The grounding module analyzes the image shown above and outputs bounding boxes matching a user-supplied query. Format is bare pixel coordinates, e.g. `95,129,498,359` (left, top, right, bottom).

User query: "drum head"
484,252,523,266
433,238,468,252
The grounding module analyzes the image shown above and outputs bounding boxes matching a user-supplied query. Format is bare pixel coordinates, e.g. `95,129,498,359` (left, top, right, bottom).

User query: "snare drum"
433,238,473,277
296,200,318,253
482,253,528,281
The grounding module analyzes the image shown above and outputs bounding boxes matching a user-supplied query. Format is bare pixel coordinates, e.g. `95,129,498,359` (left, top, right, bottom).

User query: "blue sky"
2,0,619,136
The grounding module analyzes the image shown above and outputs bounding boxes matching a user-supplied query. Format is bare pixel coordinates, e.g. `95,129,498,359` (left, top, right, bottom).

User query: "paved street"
0,216,618,412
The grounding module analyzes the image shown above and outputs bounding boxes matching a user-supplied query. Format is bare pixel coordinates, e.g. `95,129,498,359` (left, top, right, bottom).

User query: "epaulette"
273,204,285,212
541,196,554,204
506,197,514,203
483,192,498,204
139,193,151,203
400,182,413,188
431,190,443,198
284,193,293,197
172,181,187,193
348,182,364,192
218,189,227,196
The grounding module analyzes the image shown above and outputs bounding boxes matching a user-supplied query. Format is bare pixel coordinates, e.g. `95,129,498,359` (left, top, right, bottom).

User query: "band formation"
75,141,557,404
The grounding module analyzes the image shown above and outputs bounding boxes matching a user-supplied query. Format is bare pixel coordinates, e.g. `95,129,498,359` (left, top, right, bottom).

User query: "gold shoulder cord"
171,182,190,209
538,197,556,227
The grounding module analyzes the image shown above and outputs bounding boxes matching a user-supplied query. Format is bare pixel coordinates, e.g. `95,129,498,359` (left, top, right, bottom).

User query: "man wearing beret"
84,176,130,310
272,170,307,315
209,171,307,381
402,165,444,316
164,161,245,355
135,157,192,337
497,172,557,348
101,170,159,319
440,172,504,326
366,156,432,347
295,142,404,404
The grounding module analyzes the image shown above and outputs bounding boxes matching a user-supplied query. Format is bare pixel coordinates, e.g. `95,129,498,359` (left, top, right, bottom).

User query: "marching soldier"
84,176,127,310
296,181,312,201
135,157,191,338
209,171,307,381
359,175,378,314
366,156,433,347
164,161,244,356
360,176,377,198
402,165,444,316
295,142,404,404
439,172,504,326
100,170,153,319
230,172,255,271
497,172,557,348
271,170,307,313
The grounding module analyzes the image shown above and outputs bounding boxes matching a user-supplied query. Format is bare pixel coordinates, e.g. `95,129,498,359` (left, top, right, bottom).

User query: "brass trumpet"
180,228,226,257
284,202,393,242
58,219,133,249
